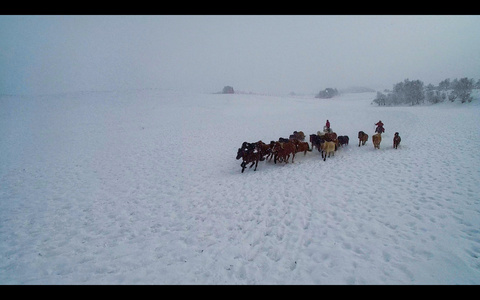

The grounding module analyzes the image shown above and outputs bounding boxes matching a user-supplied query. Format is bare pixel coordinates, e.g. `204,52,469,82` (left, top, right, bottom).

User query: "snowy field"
1,89,479,284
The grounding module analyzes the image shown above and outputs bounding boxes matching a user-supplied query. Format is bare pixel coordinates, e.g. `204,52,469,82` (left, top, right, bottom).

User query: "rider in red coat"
324,120,332,133
375,120,385,133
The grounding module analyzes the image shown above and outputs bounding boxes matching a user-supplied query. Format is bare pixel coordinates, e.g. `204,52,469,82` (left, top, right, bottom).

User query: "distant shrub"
222,86,234,94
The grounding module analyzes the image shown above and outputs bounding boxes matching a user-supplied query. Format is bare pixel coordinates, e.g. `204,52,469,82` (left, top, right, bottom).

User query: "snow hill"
1,89,479,284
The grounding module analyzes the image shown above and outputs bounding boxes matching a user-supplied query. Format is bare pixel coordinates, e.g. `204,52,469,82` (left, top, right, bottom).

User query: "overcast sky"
1,15,480,95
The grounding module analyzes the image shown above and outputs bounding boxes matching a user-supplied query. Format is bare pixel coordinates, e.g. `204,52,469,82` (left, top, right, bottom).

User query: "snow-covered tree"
438,78,451,91
426,89,443,104
373,91,387,106
391,79,425,105
451,77,474,103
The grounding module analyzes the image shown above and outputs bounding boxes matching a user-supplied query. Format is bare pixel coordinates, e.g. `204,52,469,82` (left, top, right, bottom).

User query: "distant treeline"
373,78,480,106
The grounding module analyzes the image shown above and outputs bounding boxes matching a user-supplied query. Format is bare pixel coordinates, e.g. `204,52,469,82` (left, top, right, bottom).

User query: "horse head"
236,148,243,160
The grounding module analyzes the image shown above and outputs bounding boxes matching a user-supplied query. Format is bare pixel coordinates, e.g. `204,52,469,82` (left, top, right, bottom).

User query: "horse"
372,133,382,149
255,140,273,161
323,132,339,150
393,132,401,149
338,135,349,147
358,131,368,147
292,139,311,155
310,134,325,152
321,141,336,161
240,141,256,153
267,141,277,161
236,143,262,173
323,131,337,142
289,131,305,141
272,141,296,164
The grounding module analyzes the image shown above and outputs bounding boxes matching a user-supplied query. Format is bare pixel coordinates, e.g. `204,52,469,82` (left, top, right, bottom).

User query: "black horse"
338,135,349,147
309,134,326,152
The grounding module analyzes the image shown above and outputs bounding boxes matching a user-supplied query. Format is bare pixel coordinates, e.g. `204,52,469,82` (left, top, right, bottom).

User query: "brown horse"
255,140,273,161
358,131,368,147
289,131,306,141
393,132,401,149
272,141,296,164
372,133,382,149
292,139,311,155
323,131,337,142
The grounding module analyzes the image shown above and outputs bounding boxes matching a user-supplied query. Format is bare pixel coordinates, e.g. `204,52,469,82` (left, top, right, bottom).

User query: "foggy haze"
1,15,480,95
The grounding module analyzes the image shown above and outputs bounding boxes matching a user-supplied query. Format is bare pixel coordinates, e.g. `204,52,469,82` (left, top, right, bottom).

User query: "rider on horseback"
375,120,385,134
324,120,332,133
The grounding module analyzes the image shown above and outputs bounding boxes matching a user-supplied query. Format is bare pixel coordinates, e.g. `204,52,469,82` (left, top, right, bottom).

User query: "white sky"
1,15,480,95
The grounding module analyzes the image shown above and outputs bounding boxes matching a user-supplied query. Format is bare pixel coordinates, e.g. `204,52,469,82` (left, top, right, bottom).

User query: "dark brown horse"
338,135,349,147
358,131,368,147
393,132,401,149
236,143,262,173
310,134,325,152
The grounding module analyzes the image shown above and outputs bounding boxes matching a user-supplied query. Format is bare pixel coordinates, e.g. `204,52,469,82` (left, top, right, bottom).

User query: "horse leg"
254,159,258,171
241,162,246,173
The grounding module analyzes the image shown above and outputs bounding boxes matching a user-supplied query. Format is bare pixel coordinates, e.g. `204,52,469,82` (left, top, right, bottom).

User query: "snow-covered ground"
1,89,479,284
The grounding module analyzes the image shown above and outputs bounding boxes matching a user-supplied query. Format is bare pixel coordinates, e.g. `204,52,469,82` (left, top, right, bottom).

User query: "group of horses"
236,130,345,173
360,131,402,150
236,129,402,173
